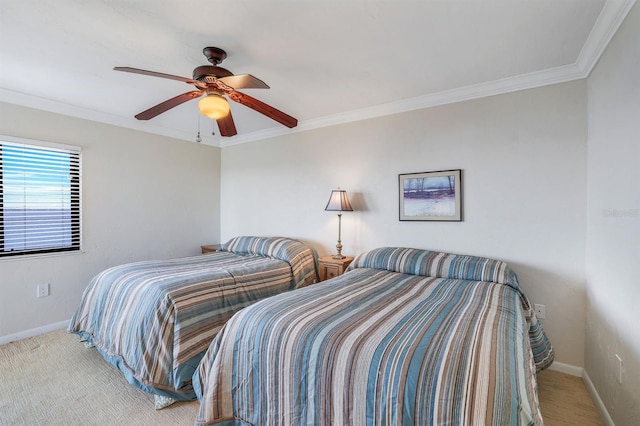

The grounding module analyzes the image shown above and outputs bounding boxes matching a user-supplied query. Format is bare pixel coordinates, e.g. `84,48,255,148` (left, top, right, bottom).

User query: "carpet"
0,329,198,425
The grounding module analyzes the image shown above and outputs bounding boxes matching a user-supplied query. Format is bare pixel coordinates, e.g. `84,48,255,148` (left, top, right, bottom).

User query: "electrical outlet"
534,304,546,319
615,354,623,384
36,283,50,298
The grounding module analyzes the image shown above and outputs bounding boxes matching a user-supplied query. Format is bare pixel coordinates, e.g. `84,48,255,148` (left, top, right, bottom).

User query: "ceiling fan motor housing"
193,65,234,81
194,47,232,81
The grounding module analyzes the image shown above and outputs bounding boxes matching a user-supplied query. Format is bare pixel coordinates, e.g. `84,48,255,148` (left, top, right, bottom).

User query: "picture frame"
399,169,462,221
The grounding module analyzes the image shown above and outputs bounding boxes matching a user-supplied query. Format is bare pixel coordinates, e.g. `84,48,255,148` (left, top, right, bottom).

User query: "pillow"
219,236,318,288
347,247,519,288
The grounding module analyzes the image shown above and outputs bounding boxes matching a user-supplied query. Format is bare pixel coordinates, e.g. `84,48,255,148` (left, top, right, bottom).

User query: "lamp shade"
324,189,353,212
198,93,230,119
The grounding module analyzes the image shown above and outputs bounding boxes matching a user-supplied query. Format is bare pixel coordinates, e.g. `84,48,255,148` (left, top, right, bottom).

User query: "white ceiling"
0,0,635,147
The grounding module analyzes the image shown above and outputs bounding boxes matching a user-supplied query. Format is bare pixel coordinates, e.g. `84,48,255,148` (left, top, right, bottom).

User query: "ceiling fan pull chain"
196,115,202,143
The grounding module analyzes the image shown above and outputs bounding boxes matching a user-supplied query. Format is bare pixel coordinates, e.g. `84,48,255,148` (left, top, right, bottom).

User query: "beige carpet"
0,329,198,426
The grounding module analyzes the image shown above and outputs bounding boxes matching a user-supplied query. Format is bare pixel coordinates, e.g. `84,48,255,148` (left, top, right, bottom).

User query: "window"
0,136,81,258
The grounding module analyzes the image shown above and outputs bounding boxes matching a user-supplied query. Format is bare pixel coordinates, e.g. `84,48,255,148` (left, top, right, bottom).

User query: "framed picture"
399,169,462,221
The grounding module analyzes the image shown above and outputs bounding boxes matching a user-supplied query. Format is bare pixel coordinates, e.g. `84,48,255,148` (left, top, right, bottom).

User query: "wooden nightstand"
317,255,354,281
201,244,220,254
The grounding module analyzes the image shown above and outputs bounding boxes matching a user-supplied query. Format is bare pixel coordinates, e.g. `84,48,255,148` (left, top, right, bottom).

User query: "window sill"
0,249,85,262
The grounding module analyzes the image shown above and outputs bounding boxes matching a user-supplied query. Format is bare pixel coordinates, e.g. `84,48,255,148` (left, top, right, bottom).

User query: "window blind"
0,138,81,258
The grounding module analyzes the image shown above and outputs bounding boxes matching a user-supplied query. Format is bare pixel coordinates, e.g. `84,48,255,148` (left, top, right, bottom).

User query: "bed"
67,236,317,406
193,247,554,425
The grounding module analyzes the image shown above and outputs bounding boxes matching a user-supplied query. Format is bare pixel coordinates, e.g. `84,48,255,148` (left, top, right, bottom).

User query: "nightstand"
201,244,220,254
317,255,354,281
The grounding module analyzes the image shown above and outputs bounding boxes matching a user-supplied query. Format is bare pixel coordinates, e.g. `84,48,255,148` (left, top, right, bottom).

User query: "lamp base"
333,240,345,260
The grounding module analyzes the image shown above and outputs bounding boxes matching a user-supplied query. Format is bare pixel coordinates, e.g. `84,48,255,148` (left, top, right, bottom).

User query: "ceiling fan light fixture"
198,93,230,120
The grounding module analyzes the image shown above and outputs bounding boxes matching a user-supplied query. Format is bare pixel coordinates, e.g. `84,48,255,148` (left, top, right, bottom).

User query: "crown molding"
2,0,634,148
0,88,220,147
222,63,586,147
576,0,637,75
221,0,636,147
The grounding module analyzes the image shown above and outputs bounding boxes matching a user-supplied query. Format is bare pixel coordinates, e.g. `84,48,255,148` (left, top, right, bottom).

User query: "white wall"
586,2,640,424
221,80,588,367
0,102,221,341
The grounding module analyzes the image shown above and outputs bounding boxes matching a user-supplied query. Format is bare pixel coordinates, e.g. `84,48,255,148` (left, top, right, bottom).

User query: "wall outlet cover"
534,304,546,319
36,283,50,298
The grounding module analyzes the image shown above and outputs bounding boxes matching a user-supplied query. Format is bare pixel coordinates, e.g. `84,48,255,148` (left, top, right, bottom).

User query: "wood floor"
537,369,604,425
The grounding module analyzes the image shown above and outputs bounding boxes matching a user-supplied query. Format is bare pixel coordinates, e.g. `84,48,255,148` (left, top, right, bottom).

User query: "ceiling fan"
114,47,298,137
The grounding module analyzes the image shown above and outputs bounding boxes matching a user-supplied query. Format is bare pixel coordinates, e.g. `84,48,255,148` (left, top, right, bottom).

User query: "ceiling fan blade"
217,111,238,137
226,91,297,128
134,91,203,120
218,74,269,89
114,67,196,85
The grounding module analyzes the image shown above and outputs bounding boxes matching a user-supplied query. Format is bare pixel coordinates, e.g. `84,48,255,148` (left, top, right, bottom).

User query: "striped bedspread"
68,236,317,401
193,247,553,425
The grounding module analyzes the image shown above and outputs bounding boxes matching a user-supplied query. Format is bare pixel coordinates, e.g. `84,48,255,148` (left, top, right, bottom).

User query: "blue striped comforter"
68,236,317,400
193,247,553,425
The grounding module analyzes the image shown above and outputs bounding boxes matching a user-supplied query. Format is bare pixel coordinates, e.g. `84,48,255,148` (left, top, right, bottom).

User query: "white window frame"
0,135,82,258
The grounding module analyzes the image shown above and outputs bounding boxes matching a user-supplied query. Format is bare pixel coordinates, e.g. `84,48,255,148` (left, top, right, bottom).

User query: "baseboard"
548,360,584,377
0,320,69,346
583,371,615,426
